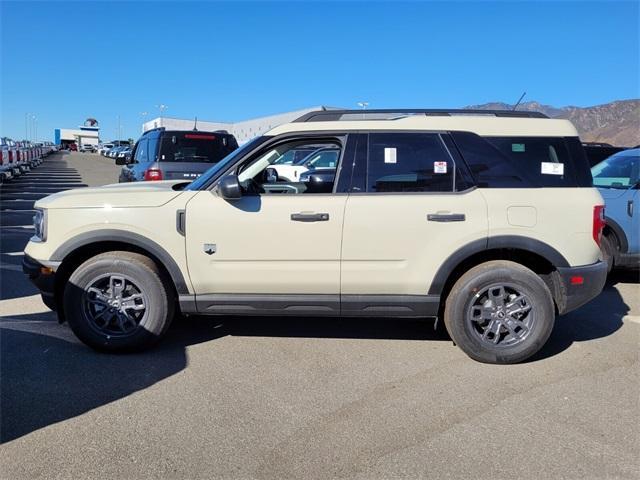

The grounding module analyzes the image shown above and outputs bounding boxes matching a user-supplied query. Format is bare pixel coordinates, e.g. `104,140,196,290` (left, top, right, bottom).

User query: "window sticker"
433,161,447,174
541,162,564,175
512,143,526,152
384,148,397,164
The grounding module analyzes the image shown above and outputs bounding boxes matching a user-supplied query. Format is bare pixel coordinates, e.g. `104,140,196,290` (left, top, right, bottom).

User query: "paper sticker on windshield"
384,148,397,164
541,162,564,175
434,161,447,174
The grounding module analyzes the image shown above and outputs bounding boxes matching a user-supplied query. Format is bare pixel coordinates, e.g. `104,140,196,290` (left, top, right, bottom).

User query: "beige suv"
23,109,607,364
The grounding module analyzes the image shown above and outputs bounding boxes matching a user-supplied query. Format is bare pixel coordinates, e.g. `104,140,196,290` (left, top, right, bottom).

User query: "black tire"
444,260,555,364
64,251,175,352
600,234,615,274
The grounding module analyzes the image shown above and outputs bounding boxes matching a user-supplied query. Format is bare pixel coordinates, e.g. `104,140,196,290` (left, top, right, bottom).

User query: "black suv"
118,128,239,182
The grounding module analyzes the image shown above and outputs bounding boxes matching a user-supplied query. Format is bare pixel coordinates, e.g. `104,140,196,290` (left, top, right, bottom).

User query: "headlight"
33,208,47,242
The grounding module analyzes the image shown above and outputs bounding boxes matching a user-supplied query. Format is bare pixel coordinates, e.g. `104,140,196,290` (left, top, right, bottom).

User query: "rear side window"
451,132,591,188
367,133,454,192
485,136,578,187
158,133,238,163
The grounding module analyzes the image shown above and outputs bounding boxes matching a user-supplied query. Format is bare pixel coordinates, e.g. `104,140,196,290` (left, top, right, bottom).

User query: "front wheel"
64,251,175,352
444,260,555,364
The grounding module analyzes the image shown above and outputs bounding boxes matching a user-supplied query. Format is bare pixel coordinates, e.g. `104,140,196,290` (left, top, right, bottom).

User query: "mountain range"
466,99,639,147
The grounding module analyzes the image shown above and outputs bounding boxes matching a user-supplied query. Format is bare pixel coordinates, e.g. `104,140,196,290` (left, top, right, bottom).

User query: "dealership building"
54,119,100,148
142,106,338,144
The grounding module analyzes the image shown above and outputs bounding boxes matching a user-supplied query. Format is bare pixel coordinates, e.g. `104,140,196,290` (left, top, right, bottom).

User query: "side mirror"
218,175,242,200
115,156,129,165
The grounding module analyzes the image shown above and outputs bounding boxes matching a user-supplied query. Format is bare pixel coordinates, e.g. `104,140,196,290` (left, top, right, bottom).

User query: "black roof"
293,109,549,122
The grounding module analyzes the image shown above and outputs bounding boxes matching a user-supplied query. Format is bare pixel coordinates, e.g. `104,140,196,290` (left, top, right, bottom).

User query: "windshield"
591,151,639,189
186,136,268,190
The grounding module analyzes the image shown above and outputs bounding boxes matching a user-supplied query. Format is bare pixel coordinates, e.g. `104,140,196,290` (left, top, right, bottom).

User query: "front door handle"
628,200,634,217
291,212,330,222
427,213,466,222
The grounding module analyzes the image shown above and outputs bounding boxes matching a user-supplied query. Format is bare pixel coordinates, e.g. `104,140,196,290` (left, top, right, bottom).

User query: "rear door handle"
427,213,466,222
628,200,634,217
291,212,330,222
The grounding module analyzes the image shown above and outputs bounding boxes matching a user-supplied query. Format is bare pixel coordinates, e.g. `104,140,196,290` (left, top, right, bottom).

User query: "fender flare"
51,229,190,294
427,235,570,295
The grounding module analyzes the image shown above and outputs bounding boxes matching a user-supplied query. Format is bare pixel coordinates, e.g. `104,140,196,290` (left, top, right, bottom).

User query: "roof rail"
293,109,549,122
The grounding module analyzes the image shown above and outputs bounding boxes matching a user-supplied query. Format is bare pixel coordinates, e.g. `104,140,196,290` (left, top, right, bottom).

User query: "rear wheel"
600,234,615,273
64,251,175,352
444,260,555,364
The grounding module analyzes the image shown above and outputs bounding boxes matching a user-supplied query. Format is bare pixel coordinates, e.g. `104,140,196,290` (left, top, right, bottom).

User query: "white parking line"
4,252,24,256
623,315,640,324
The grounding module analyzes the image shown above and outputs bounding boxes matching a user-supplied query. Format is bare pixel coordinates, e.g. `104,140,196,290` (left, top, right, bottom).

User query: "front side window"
235,139,343,195
133,138,148,163
367,133,454,193
592,151,640,189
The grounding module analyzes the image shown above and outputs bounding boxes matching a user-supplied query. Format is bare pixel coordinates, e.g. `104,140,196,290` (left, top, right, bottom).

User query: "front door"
185,134,354,314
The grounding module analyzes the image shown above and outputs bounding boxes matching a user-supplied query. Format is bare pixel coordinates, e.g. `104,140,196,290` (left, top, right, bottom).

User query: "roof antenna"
193,116,198,131
512,91,527,111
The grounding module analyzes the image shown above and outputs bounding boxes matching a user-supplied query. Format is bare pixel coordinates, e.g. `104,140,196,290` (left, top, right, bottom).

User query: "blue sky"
1,1,638,141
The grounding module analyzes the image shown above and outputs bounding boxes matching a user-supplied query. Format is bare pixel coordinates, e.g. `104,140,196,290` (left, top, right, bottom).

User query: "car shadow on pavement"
0,313,447,443
0,316,224,444
530,271,635,362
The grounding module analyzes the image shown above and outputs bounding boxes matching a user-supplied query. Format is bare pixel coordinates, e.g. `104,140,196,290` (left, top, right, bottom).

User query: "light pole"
357,102,369,120
34,117,38,143
25,113,30,141
156,104,168,127
140,111,148,133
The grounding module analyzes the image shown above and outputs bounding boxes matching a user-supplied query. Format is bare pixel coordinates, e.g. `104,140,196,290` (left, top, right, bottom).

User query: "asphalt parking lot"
1,152,639,479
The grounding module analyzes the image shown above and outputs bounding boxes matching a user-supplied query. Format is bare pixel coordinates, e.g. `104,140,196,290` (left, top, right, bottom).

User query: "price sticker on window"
434,161,447,174
384,148,397,164
541,162,564,175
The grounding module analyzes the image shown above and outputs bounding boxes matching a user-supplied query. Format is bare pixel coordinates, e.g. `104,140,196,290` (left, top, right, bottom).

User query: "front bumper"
22,254,57,311
556,261,608,315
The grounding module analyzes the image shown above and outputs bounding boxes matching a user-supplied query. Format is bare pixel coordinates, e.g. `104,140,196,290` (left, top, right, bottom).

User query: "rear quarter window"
451,132,592,188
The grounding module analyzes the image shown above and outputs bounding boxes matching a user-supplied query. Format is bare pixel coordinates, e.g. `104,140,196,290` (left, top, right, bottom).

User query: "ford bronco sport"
23,109,607,364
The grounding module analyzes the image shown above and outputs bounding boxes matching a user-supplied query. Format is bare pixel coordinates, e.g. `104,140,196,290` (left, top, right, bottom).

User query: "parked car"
98,143,114,156
591,148,640,271
0,137,16,181
270,146,340,182
80,144,95,153
118,128,238,182
108,146,127,158
115,147,132,162
23,108,606,364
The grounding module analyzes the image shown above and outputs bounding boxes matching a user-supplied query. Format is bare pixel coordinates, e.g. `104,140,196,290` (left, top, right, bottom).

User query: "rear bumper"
22,254,57,311
556,261,607,315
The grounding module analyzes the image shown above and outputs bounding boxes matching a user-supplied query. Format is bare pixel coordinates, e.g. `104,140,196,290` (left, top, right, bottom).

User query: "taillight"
593,205,605,247
8,151,13,162
144,168,163,181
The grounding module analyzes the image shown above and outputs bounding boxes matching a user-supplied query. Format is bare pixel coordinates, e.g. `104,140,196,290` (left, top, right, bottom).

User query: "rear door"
340,132,488,314
157,132,238,181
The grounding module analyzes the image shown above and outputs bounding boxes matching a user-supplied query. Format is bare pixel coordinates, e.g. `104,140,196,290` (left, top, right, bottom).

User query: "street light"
156,104,168,127
357,101,369,110
140,111,148,132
